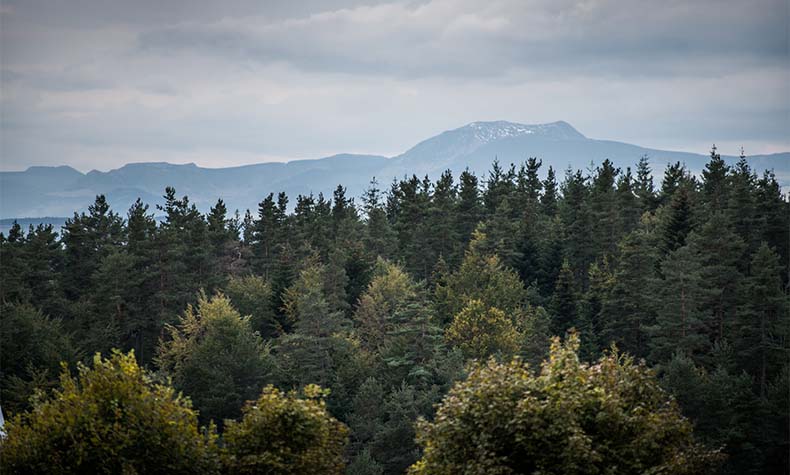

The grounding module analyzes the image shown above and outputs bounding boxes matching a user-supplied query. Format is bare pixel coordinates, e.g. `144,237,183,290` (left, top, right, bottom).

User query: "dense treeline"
1,149,788,473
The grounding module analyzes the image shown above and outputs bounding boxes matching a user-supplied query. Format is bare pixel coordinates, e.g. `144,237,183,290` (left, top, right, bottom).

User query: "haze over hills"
2,120,788,222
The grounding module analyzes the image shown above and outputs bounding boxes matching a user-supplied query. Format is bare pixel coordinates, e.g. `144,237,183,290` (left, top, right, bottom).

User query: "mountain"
2,121,788,220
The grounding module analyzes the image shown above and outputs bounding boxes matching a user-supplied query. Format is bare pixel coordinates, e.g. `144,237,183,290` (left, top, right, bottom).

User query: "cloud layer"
2,0,788,171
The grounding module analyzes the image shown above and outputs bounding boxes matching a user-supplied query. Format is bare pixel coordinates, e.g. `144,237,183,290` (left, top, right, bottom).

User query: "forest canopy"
0,150,788,474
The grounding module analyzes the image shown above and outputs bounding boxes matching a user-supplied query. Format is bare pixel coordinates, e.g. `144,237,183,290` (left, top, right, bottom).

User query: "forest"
0,149,788,474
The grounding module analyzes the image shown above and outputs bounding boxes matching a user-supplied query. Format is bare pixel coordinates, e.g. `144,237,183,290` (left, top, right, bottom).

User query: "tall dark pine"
362,178,396,259
549,260,578,336
559,169,593,285
754,170,789,281
589,160,619,256
736,243,787,396
121,199,160,365
426,170,460,270
689,213,745,348
659,162,687,205
156,187,210,317
60,195,124,301
634,155,658,213
615,167,641,238
658,185,694,256
701,144,730,213
456,169,483,250
541,166,559,217
601,227,657,358
251,193,286,278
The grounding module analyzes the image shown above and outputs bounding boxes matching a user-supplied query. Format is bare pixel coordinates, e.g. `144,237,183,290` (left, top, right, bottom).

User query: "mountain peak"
459,120,585,141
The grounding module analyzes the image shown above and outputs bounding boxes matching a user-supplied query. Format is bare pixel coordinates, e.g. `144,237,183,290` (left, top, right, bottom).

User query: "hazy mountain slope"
2,121,787,220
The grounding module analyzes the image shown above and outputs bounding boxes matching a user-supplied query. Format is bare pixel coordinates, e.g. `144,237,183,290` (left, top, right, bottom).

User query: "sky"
1,0,788,172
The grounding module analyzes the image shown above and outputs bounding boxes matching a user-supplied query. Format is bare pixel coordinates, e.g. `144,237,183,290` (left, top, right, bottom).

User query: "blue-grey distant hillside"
2,121,788,220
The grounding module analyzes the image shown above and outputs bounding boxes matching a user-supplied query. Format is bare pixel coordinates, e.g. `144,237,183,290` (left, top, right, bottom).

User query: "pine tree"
60,195,124,301
701,144,730,213
615,167,641,237
601,225,658,358
121,199,161,365
362,178,396,259
456,169,483,248
648,246,708,364
540,166,559,217
634,155,658,212
157,293,274,427
277,263,349,389
657,185,695,256
589,159,620,256
736,243,788,395
689,213,746,346
728,157,757,250
549,260,578,336
559,169,594,284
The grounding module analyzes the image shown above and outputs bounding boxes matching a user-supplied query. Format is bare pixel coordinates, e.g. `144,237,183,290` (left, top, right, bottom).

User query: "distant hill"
2,121,788,220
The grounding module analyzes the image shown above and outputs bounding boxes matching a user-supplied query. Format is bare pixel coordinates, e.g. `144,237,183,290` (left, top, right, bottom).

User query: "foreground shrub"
0,351,216,475
222,384,348,475
410,333,722,475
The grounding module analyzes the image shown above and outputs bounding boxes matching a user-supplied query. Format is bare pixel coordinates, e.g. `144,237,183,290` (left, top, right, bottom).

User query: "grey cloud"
0,0,787,172
135,0,788,79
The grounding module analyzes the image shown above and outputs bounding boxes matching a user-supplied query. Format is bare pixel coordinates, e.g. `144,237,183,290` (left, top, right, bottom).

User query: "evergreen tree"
634,154,658,212
601,225,658,358
559,169,594,284
701,144,730,213
615,167,641,237
549,259,578,336
540,166,559,217
60,195,124,301
362,178,396,259
688,213,746,346
456,169,483,249
658,184,695,256
157,293,273,427
648,246,708,364
589,159,620,256
736,243,788,395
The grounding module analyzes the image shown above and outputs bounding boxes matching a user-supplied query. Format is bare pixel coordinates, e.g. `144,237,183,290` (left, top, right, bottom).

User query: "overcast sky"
1,0,788,172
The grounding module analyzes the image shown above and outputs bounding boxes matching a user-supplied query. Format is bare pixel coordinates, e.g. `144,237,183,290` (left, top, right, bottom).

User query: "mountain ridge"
2,121,788,220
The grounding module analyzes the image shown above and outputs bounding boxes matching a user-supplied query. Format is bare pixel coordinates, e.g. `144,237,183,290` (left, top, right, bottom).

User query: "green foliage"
445,299,520,360
1,154,788,473
410,334,721,475
0,351,216,475
0,303,79,414
435,229,526,322
221,385,348,475
225,274,279,338
156,293,273,426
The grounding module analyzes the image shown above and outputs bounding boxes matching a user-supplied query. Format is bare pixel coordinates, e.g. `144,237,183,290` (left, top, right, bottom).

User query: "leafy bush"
410,333,721,475
0,351,217,475
222,384,348,475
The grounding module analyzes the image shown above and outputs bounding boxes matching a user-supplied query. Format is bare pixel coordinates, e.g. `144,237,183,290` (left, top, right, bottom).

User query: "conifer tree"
589,159,620,256
540,166,559,217
737,243,788,395
456,169,483,248
648,246,708,364
634,154,658,212
559,169,594,284
549,260,578,336
701,144,730,213
157,293,273,427
601,225,658,358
